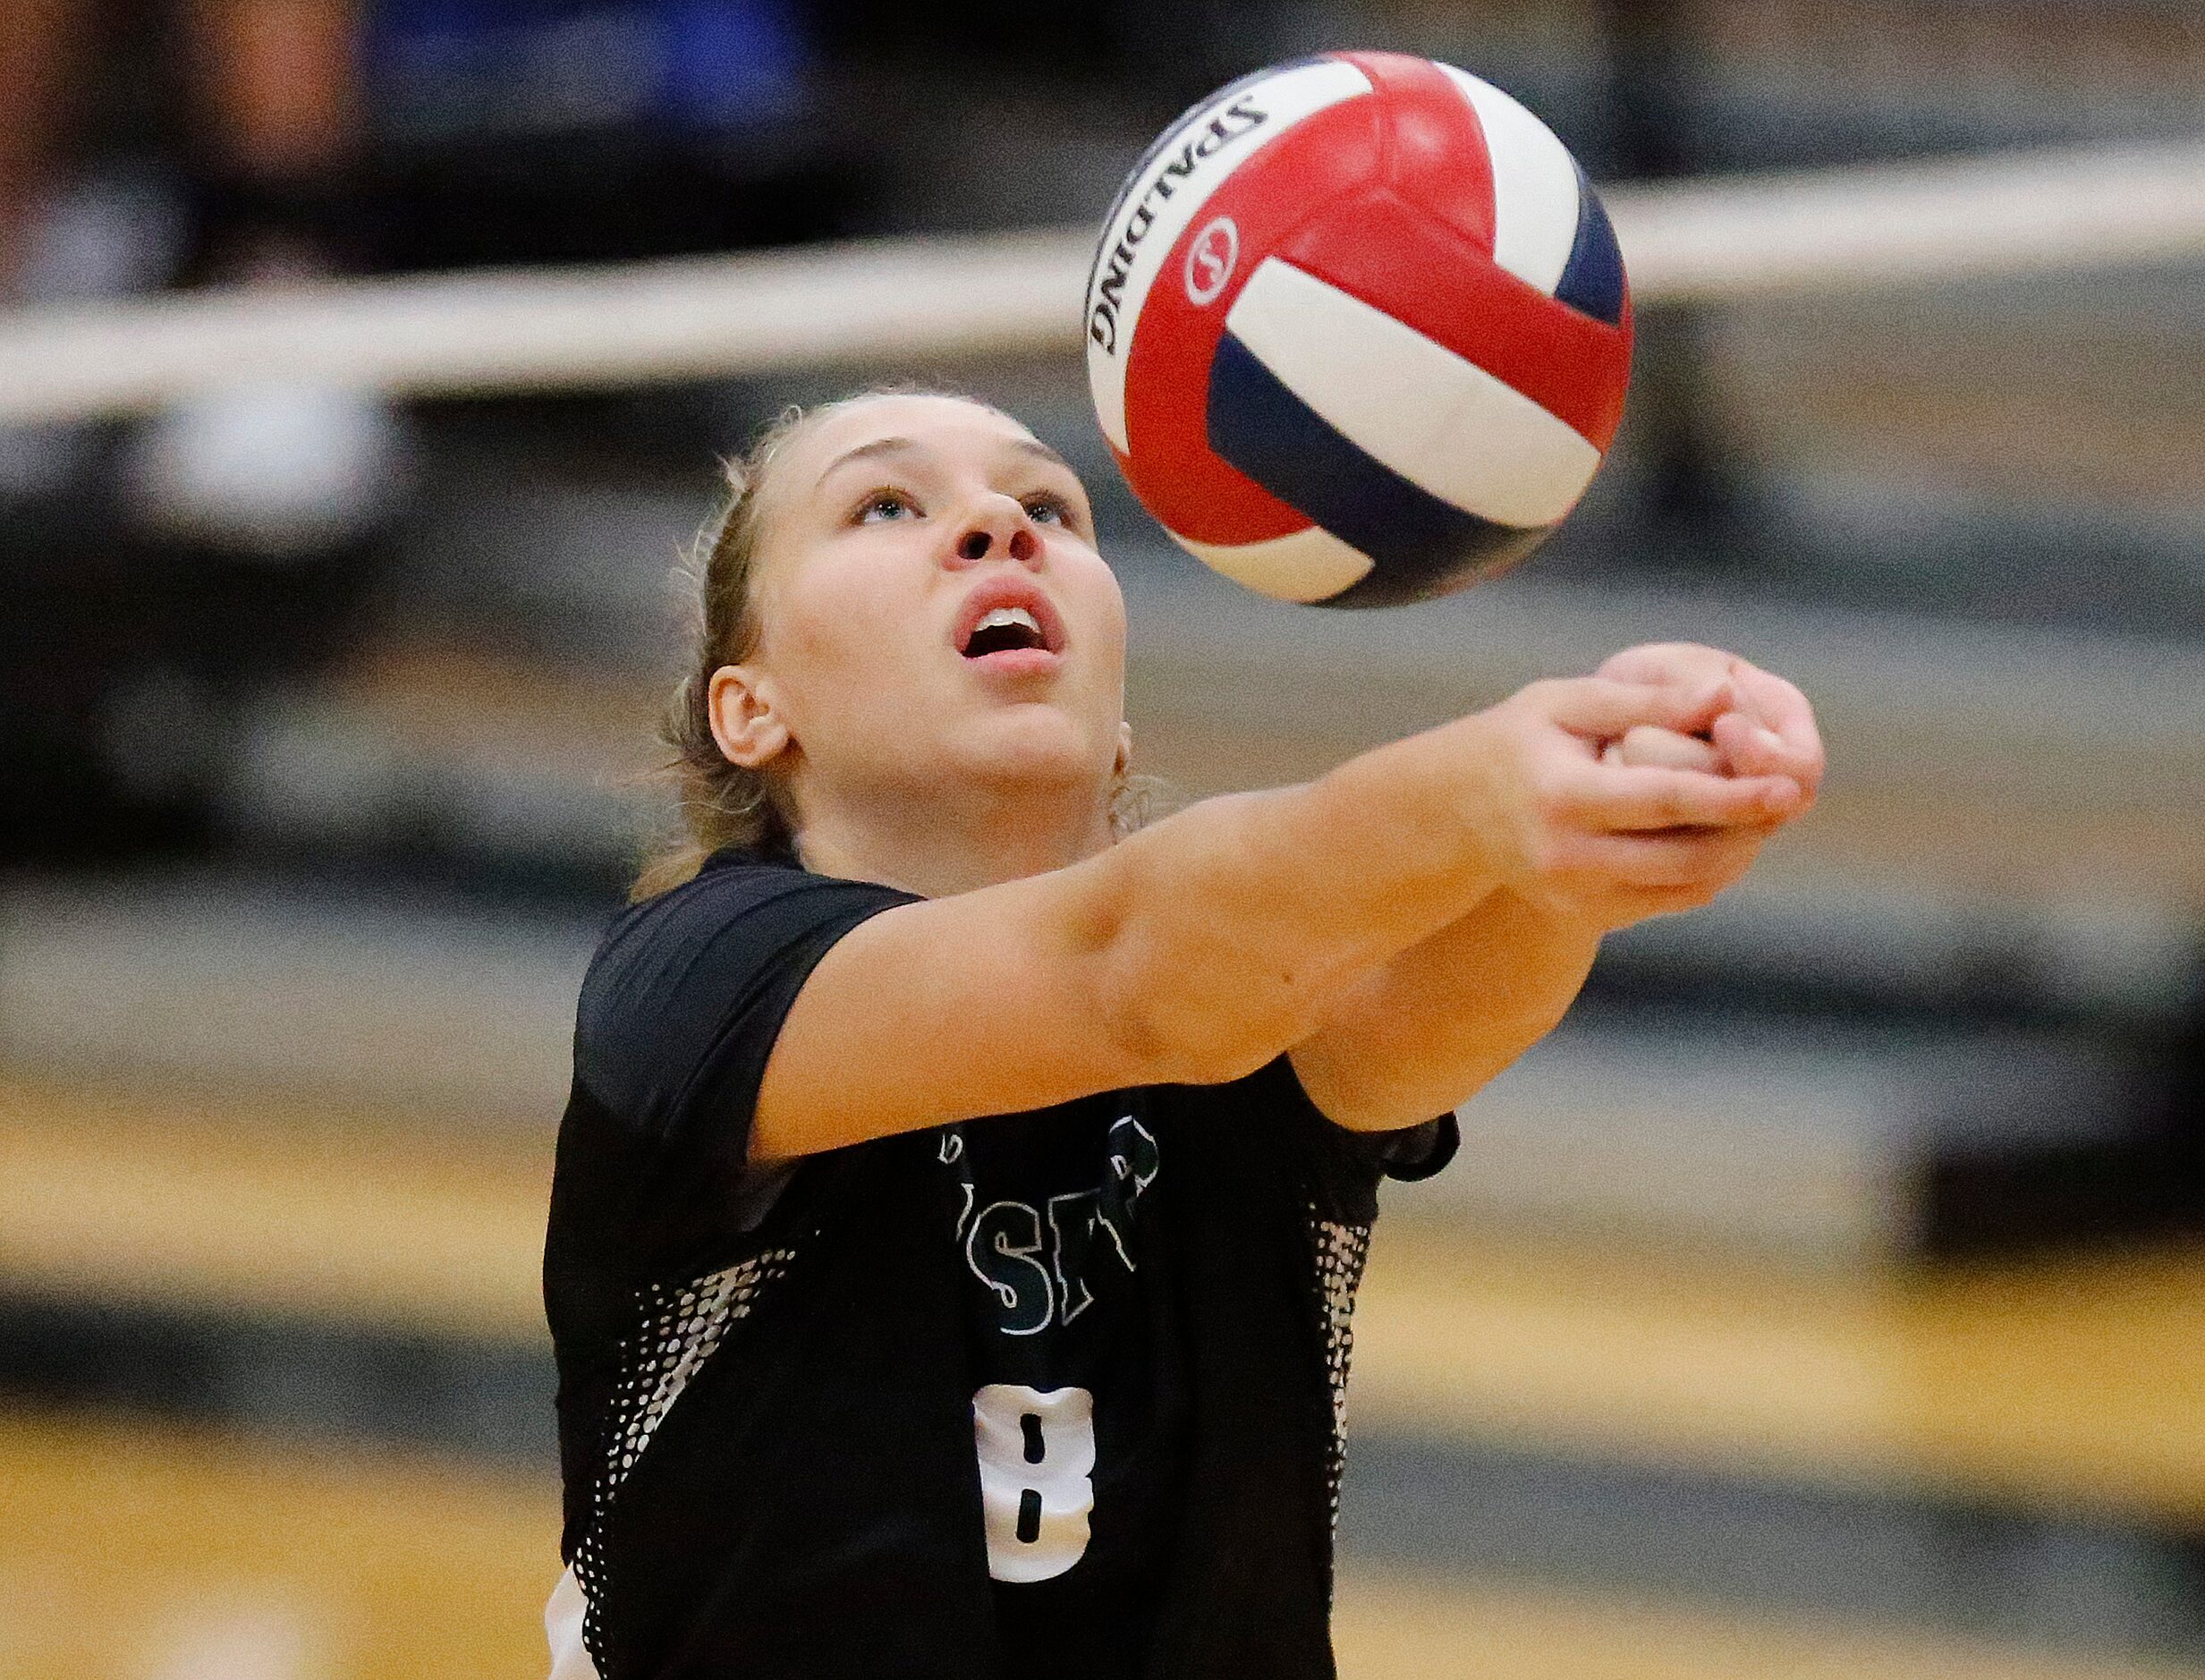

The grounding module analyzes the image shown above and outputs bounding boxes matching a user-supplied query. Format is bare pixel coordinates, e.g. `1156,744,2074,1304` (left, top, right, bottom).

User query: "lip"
963,645,1061,680
951,572,1068,662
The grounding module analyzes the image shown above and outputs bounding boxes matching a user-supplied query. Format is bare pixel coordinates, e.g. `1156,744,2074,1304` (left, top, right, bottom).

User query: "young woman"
543,389,1823,1680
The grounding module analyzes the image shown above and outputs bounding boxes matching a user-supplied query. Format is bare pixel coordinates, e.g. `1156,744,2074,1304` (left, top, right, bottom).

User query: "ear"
708,665,791,769
1113,721,1133,779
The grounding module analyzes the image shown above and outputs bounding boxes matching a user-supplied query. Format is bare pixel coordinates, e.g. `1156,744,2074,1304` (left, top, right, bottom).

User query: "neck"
792,776,1117,898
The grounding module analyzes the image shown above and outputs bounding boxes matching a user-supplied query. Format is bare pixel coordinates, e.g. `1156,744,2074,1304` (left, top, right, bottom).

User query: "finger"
1550,827,1767,891
1594,649,1824,793
1607,724,1723,774
1717,700,1822,802
1709,710,1790,777
1726,660,1812,732
1730,666,1826,790
1594,641,1732,689
1540,675,1734,742
1551,761,1804,832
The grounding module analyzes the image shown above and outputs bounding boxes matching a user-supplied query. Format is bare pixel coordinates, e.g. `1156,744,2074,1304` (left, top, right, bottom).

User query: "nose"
949,496,1041,568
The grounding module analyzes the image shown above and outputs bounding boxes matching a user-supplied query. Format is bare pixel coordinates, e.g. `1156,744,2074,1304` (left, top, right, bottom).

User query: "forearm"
1291,888,1601,1129
752,662,1805,1159
1091,717,1510,1085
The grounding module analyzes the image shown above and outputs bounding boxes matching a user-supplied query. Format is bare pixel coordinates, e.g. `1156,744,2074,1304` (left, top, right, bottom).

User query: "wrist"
1436,709,1535,895
1322,716,1509,904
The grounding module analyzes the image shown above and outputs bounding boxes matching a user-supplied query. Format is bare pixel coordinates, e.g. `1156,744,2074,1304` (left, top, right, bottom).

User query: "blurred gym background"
1,1,2201,1676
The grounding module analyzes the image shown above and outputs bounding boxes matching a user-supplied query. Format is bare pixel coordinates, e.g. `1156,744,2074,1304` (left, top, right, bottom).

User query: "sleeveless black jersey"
543,851,1456,1679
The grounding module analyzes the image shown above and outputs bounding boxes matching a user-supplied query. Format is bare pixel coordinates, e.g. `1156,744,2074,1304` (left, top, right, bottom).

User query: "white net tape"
0,138,2199,425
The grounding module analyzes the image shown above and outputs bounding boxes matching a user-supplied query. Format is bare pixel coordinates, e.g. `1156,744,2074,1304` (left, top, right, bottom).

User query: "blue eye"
857,490,916,522
1025,495,1071,526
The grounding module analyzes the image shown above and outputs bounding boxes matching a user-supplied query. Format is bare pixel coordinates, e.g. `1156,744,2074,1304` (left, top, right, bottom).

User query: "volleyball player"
542,389,1823,1679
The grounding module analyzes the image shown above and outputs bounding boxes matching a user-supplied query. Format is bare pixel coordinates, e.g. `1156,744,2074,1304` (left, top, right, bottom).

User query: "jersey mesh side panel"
1305,1203,1373,1600
573,1246,797,1671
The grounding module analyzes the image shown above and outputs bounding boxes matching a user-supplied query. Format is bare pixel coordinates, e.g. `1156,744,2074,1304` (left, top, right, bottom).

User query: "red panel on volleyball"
1116,95,1383,547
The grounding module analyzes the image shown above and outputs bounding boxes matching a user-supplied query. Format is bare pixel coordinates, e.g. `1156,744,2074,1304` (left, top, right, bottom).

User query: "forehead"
784,395,1046,488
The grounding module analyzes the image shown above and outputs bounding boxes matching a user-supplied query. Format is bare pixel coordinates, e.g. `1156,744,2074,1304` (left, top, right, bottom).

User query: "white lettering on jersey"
960,1115,1161,1336
972,1383,1096,1582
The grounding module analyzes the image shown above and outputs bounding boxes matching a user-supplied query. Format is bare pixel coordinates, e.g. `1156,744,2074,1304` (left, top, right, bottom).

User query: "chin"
946,708,1111,794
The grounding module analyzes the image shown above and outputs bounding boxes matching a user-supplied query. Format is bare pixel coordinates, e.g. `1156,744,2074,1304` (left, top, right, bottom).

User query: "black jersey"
543,850,1456,1680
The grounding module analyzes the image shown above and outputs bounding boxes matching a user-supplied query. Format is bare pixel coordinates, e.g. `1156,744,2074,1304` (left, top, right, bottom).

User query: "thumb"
1546,675,1734,741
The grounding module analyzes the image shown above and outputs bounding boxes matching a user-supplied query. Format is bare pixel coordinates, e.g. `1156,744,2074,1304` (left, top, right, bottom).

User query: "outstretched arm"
751,666,1804,1162
1291,887,1601,1131
1293,646,1825,1132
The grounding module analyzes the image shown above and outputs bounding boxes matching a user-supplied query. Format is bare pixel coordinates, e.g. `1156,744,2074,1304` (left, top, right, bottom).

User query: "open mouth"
961,606,1049,658
953,580,1065,664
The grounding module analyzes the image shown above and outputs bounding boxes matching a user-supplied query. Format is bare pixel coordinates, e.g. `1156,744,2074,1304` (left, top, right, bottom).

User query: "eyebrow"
815,433,1074,485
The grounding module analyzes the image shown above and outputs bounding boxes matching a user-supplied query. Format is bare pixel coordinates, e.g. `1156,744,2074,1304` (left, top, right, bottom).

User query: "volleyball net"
0,135,2200,427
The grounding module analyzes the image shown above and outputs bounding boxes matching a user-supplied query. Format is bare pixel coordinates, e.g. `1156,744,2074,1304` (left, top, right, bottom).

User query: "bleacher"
3,1,2201,1674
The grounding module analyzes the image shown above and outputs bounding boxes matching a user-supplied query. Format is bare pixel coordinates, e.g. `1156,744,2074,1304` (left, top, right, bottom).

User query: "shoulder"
581,857,910,1024
572,855,914,1125
598,853,888,957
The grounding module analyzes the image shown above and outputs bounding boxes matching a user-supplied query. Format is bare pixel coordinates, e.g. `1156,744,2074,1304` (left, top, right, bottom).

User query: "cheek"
1069,561,1129,670
781,545,863,640
768,551,929,708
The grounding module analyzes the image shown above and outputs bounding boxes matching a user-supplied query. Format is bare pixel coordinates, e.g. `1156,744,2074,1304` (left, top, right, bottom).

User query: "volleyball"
1084,51,1633,608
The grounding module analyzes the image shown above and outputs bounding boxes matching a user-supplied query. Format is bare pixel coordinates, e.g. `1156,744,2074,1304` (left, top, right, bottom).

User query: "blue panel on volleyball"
1553,172,1626,327
1204,332,1552,607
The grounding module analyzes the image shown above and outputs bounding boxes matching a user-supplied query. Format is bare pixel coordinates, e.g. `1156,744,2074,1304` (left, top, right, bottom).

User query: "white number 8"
972,1384,1095,1582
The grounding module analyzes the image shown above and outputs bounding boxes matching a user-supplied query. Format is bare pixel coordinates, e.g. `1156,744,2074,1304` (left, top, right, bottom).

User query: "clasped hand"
1473,641,1825,931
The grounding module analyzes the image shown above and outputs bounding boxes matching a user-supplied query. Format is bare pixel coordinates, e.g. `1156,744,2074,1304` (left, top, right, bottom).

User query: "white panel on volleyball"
1084,57,1373,454
1224,257,1602,530
1175,526,1376,605
1439,64,1583,297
